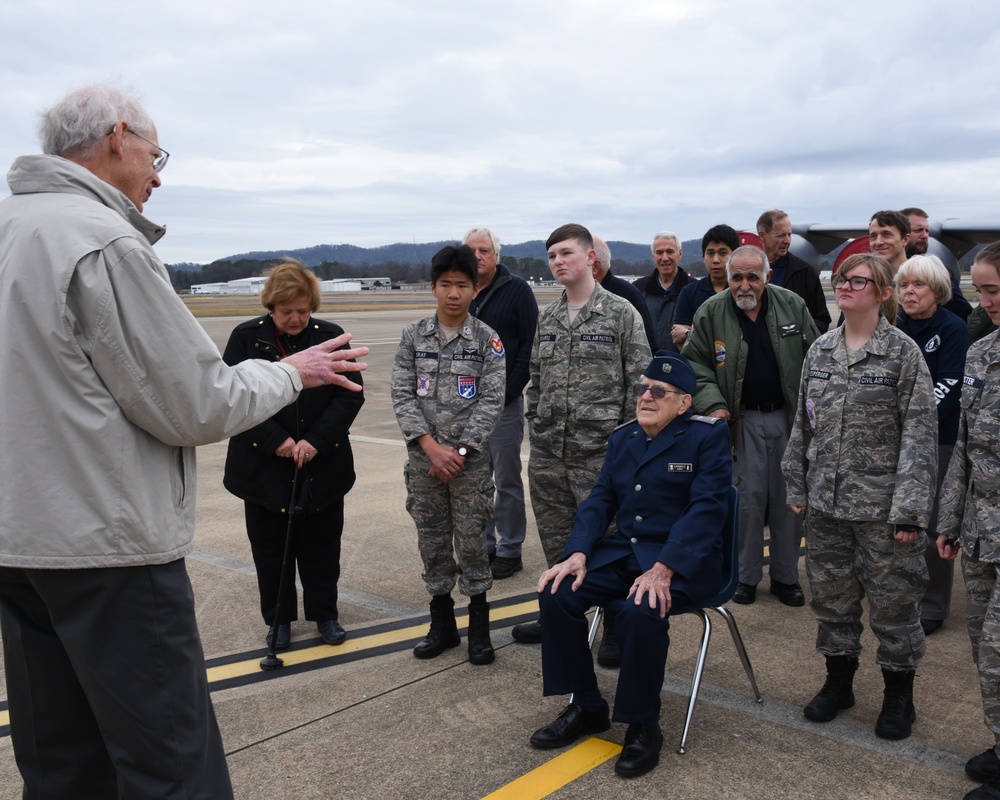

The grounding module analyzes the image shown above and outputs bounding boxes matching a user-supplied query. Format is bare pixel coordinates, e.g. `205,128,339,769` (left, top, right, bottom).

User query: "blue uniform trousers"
539,552,688,724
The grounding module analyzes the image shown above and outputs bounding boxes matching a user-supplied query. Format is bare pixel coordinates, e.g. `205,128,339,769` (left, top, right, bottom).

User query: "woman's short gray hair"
38,85,155,159
895,254,952,305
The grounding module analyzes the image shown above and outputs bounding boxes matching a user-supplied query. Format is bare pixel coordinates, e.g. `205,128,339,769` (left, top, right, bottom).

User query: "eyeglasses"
832,274,875,291
729,272,763,284
111,126,170,173
632,382,684,400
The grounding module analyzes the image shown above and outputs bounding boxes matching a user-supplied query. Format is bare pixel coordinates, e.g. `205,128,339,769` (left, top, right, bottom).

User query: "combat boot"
413,594,460,659
467,593,495,665
875,668,916,740
804,655,858,722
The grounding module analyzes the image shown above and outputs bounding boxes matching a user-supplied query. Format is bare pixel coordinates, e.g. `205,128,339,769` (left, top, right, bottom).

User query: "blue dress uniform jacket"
562,413,732,607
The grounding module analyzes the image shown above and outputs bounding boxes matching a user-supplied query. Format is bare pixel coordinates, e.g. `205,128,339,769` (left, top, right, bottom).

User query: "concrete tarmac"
0,300,988,799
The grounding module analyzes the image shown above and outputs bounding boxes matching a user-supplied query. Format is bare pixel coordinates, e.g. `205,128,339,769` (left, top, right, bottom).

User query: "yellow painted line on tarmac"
206,598,540,684
482,737,622,800
0,711,7,728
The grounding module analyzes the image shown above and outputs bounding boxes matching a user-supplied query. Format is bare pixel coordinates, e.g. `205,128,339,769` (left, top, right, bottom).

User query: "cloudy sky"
2,0,999,264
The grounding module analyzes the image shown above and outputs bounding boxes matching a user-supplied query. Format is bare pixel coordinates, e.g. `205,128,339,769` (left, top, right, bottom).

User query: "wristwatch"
457,446,469,457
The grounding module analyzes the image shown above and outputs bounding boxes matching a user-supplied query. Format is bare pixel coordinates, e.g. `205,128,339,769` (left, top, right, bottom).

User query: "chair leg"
586,606,604,649
678,610,712,754
712,605,763,703
570,607,605,705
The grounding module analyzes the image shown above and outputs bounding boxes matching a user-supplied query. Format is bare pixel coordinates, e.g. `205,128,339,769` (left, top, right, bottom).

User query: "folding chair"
587,484,763,753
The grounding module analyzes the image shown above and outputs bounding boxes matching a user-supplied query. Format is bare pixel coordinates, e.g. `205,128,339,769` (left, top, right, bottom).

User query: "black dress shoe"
733,583,757,605
529,702,610,749
921,618,944,635
770,580,805,607
318,619,347,645
614,722,663,778
265,623,291,651
512,621,542,644
968,748,1000,782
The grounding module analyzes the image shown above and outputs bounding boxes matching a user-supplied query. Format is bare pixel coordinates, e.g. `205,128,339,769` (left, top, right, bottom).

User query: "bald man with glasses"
683,246,819,607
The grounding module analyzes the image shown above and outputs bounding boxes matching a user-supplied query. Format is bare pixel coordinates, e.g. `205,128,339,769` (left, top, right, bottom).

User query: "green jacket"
682,285,819,446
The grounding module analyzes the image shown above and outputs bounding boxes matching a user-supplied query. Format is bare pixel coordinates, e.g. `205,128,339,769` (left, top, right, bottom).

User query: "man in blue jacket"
464,227,539,578
528,351,731,779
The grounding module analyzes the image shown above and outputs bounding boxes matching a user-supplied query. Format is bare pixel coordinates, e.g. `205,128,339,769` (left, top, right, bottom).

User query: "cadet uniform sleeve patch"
457,375,478,398
491,336,505,357
416,374,431,396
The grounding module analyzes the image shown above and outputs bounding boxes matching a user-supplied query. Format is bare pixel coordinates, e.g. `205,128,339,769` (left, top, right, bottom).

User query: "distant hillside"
165,238,708,292
221,239,697,271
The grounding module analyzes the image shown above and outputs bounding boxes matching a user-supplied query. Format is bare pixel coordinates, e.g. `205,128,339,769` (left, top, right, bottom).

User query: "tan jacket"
0,155,302,567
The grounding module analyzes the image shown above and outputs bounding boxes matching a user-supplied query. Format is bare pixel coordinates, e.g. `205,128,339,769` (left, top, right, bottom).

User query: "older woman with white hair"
896,254,971,636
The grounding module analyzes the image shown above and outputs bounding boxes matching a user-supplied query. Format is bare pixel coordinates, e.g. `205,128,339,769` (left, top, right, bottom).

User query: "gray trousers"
921,443,955,621
735,409,803,585
0,560,234,800
484,397,528,559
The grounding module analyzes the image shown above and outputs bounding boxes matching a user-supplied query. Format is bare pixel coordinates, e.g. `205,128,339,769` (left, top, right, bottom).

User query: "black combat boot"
803,655,859,722
413,594,460,659
467,593,495,665
875,668,916,740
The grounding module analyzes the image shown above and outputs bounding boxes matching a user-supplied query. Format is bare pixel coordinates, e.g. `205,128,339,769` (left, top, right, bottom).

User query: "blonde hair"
838,253,898,322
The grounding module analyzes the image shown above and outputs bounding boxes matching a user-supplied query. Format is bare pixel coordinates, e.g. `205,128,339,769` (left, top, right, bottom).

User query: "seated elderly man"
529,351,732,778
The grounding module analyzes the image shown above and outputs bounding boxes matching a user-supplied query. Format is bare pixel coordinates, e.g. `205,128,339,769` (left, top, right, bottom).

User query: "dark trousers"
0,561,233,800
539,553,686,724
244,498,344,624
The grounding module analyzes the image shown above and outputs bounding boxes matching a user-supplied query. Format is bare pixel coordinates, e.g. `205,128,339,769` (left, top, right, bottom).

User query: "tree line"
166,255,667,292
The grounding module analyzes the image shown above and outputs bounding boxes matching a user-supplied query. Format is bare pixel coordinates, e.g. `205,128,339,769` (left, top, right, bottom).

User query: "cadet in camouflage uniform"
782,253,936,741
391,245,506,665
935,243,1000,800
512,223,650,648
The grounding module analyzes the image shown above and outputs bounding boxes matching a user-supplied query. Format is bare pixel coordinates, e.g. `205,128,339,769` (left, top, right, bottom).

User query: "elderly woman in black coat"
224,259,364,650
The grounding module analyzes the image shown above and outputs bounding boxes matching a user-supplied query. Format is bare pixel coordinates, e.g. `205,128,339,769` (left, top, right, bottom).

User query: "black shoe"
770,580,805,607
491,556,523,580
968,749,1000,782
733,583,757,605
965,777,1000,800
265,623,291,651
512,621,542,644
318,619,347,645
529,702,610,749
596,612,621,669
921,618,944,635
614,722,663,778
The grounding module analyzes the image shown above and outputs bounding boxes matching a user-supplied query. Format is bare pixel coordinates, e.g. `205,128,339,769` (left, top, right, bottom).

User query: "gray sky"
2,0,999,264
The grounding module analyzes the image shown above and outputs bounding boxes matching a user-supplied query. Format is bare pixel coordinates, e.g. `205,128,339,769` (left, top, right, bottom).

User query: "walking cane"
260,466,305,671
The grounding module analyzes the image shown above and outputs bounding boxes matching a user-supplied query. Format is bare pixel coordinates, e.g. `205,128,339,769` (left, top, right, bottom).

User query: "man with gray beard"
683,246,819,607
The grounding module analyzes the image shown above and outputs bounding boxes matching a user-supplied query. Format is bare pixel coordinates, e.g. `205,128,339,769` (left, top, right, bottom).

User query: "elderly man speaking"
0,85,367,798
528,351,731,779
